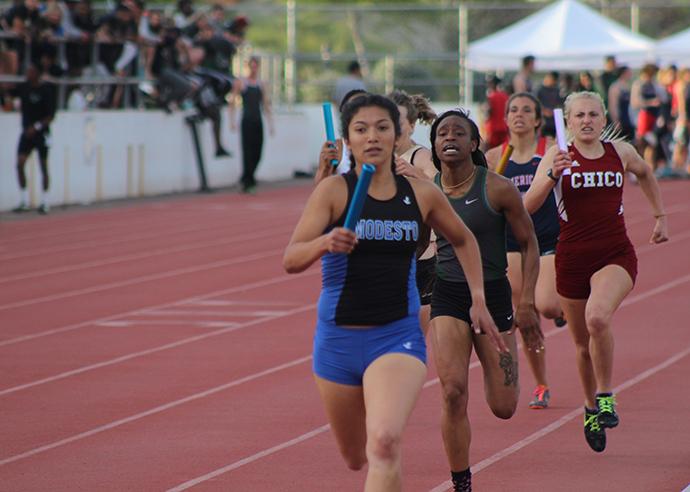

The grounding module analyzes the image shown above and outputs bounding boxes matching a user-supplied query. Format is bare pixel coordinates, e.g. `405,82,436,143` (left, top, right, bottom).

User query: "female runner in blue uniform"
283,95,507,491
429,109,541,492
485,92,564,410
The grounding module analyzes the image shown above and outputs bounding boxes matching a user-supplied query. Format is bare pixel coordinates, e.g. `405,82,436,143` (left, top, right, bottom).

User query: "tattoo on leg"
499,352,518,387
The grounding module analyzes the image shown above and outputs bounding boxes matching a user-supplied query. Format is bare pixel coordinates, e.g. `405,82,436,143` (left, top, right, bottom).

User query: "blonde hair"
563,91,606,119
563,91,628,142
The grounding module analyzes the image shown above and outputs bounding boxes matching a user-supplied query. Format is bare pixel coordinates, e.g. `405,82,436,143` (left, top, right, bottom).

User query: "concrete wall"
0,102,477,211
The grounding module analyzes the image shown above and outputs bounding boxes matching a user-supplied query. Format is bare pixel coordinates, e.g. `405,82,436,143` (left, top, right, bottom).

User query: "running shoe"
528,385,550,409
584,408,606,452
452,472,471,492
12,203,30,213
596,394,619,428
38,204,50,215
554,315,567,327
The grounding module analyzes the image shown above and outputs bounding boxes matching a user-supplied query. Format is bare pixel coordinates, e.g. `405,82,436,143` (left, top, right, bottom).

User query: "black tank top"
241,82,263,121
318,171,423,325
434,166,507,282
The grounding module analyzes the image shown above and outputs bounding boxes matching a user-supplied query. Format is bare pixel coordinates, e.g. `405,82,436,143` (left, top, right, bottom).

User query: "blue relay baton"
322,102,339,166
343,164,375,231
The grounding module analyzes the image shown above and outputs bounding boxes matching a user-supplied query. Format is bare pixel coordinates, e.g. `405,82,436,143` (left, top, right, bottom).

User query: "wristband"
546,168,559,182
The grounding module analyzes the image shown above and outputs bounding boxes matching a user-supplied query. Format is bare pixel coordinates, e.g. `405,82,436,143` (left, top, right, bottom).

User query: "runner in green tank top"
428,109,542,492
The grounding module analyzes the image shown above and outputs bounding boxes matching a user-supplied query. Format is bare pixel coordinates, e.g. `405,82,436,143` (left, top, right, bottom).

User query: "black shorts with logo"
430,276,514,332
415,256,436,306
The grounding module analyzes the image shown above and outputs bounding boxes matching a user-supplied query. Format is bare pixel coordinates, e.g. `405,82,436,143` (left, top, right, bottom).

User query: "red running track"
1,181,689,491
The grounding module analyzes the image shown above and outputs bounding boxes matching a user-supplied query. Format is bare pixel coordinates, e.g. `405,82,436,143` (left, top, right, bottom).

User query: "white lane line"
0,227,293,284
3,215,683,342
0,249,283,312
166,425,332,492
164,271,690,490
184,300,300,307
143,309,291,317
0,210,292,261
0,355,314,467
0,303,315,397
0,269,319,347
95,320,240,328
427,345,690,492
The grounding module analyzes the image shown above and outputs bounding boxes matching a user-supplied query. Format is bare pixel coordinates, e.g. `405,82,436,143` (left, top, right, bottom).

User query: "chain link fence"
226,1,690,105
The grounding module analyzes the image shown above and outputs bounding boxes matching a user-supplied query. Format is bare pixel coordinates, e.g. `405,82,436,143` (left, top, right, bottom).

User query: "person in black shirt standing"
12,64,57,214
228,56,273,194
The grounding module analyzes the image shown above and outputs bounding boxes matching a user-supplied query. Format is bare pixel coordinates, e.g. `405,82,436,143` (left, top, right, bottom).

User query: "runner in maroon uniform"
524,91,668,453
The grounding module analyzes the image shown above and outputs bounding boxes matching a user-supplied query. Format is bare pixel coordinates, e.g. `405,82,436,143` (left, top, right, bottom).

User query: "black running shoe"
452,473,471,492
554,316,567,327
596,394,619,428
584,408,606,452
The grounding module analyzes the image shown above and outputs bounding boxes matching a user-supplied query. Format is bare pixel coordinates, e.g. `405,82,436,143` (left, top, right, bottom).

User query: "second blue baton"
322,102,339,166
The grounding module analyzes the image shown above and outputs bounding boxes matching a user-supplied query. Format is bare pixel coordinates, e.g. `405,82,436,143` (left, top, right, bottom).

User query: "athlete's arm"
523,145,572,214
394,147,435,181
283,177,355,273
413,180,509,353
413,148,437,179
488,174,542,350
614,141,669,244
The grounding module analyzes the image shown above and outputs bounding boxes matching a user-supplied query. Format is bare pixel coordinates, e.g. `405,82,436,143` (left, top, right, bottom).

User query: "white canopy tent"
466,0,655,71
655,27,690,66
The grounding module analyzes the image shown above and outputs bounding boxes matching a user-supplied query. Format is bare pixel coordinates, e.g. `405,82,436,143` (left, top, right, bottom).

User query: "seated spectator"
64,0,97,77
96,3,138,107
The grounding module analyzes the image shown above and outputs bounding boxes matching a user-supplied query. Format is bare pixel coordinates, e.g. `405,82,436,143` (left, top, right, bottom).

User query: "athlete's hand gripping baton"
554,108,571,176
322,102,339,166
344,164,375,231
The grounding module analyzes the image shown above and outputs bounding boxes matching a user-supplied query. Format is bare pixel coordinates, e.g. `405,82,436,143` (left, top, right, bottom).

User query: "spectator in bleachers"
2,0,42,69
173,0,200,36
96,2,138,107
64,0,97,77
150,21,194,111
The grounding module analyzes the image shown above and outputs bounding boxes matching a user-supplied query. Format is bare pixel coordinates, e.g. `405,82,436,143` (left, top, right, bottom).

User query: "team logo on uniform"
402,196,412,205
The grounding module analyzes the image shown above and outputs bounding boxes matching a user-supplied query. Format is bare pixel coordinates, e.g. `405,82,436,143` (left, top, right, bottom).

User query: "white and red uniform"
553,141,638,299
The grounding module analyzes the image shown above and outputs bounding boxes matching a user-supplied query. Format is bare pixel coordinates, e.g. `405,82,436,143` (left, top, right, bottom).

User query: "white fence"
0,107,315,211
0,102,477,212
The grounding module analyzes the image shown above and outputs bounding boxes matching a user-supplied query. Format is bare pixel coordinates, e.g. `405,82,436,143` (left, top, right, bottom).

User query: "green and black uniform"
430,166,514,331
